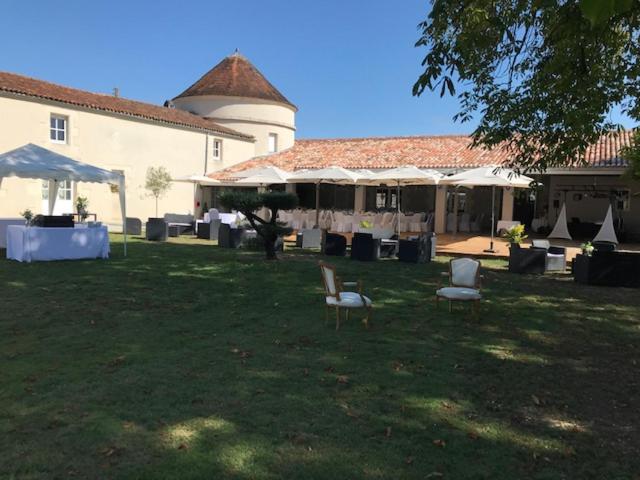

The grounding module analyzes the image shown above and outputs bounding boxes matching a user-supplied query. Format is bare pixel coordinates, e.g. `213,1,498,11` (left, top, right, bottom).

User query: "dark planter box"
197,219,221,241
218,224,246,249
146,218,168,241
351,233,380,261
573,252,640,287
508,245,546,274
323,233,347,256
398,235,433,263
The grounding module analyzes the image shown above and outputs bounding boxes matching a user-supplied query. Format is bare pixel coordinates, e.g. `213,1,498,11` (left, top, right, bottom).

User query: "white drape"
593,205,619,244
548,203,572,240
48,180,60,215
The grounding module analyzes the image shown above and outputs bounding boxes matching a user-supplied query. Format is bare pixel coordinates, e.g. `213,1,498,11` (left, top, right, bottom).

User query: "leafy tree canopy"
414,0,640,172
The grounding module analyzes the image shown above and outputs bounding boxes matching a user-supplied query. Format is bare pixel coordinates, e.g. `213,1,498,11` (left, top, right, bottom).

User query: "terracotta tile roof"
209,132,634,179
174,52,296,110
583,130,634,167
0,71,253,139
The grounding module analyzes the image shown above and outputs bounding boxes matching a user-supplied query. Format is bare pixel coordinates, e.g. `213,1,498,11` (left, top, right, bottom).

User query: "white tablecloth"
496,220,521,233
0,218,25,248
7,226,110,262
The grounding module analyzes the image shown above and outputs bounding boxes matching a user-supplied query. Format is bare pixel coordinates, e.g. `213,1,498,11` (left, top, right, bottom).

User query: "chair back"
208,208,220,220
450,258,481,288
532,239,550,250
319,262,340,300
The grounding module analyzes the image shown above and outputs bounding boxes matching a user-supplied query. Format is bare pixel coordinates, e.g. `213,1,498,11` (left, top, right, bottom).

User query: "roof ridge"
0,71,253,139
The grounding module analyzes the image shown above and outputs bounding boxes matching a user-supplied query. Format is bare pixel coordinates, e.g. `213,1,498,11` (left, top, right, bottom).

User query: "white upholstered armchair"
319,262,372,330
435,258,483,315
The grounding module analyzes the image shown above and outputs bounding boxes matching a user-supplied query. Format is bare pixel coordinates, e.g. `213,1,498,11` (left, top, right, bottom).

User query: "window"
50,115,67,143
268,133,278,153
212,139,222,161
42,180,72,200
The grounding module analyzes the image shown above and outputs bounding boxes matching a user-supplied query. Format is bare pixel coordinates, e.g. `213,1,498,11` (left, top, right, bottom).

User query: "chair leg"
335,307,340,330
364,307,371,329
346,308,350,323
474,300,480,318
448,300,452,313
435,295,439,308
325,305,329,325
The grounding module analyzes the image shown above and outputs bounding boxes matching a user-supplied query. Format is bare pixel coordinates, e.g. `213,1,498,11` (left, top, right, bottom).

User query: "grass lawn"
1,235,639,479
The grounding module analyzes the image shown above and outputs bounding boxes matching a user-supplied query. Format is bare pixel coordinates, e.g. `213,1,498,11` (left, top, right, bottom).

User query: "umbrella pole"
397,181,401,239
315,181,320,228
484,185,496,253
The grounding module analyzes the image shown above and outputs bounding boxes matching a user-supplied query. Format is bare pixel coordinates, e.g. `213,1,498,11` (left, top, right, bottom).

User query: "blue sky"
0,0,634,139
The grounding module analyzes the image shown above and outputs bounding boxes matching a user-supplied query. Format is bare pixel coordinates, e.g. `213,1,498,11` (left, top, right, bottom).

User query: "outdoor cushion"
436,287,482,301
546,253,566,271
326,291,372,308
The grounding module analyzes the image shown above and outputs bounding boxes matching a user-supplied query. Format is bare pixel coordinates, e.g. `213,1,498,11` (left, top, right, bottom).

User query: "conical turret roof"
174,51,296,110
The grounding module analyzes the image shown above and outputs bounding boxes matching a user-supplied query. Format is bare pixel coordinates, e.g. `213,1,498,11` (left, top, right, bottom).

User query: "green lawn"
1,235,639,479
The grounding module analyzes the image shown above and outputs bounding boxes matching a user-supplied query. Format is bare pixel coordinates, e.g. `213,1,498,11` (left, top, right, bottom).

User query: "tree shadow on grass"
0,237,639,479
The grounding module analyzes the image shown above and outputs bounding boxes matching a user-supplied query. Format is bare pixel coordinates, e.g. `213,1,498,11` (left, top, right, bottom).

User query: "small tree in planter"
502,224,528,247
218,191,298,260
76,196,89,222
145,167,172,217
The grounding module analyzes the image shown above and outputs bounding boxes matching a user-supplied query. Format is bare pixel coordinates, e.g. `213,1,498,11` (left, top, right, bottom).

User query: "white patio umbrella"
288,166,370,227
172,174,220,215
365,166,442,238
234,169,292,188
230,166,292,180
442,166,534,252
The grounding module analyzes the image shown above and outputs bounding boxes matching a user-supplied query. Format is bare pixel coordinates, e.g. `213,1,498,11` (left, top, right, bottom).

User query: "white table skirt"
496,220,521,234
7,225,110,262
0,218,25,248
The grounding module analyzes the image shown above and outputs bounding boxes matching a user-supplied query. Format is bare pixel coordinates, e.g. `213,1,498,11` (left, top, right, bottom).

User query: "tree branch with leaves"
414,0,640,172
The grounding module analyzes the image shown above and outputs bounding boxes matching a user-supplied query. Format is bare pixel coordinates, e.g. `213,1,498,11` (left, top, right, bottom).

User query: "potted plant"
20,209,34,226
502,224,528,247
76,196,89,222
581,241,594,257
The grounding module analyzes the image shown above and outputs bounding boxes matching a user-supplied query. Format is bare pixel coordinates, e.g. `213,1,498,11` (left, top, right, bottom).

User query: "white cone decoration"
548,203,572,240
593,205,619,244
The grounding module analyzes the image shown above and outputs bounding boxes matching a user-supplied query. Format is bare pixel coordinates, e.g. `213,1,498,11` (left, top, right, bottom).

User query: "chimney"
112,87,120,98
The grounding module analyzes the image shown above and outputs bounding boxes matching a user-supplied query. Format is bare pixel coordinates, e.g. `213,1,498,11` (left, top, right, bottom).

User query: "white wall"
0,95,255,227
173,95,296,156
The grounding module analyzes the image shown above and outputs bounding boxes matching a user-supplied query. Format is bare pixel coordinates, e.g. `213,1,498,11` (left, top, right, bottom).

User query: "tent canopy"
0,143,127,255
0,143,123,184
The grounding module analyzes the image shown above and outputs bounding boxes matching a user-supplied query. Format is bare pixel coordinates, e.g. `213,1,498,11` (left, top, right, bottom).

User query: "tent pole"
484,185,496,253
119,176,127,257
315,181,320,228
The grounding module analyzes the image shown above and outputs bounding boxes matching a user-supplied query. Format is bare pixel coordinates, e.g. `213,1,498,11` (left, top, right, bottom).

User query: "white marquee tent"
0,143,128,255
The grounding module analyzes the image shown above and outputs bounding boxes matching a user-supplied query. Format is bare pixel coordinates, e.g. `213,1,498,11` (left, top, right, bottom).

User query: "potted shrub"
76,196,89,222
581,241,594,257
20,209,34,226
502,224,528,247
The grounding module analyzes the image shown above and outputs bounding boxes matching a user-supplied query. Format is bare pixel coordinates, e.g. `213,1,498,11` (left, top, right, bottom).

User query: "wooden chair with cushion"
319,261,372,330
435,257,483,315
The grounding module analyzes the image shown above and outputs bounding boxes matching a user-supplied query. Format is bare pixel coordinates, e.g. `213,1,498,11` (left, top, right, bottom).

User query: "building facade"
1,51,638,241
0,52,294,226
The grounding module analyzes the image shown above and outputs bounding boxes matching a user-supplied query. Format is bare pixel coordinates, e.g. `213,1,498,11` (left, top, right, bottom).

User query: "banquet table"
0,218,25,248
6,225,110,262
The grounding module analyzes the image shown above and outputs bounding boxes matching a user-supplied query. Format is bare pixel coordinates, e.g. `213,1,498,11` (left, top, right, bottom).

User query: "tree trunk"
264,235,278,260
155,196,158,217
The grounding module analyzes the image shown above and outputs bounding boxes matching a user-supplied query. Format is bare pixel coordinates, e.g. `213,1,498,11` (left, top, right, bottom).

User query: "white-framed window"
42,180,72,200
212,139,222,161
268,133,278,153
50,114,68,144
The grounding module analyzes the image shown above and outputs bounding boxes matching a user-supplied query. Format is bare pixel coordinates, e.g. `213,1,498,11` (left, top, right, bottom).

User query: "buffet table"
6,225,110,262
0,218,25,248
